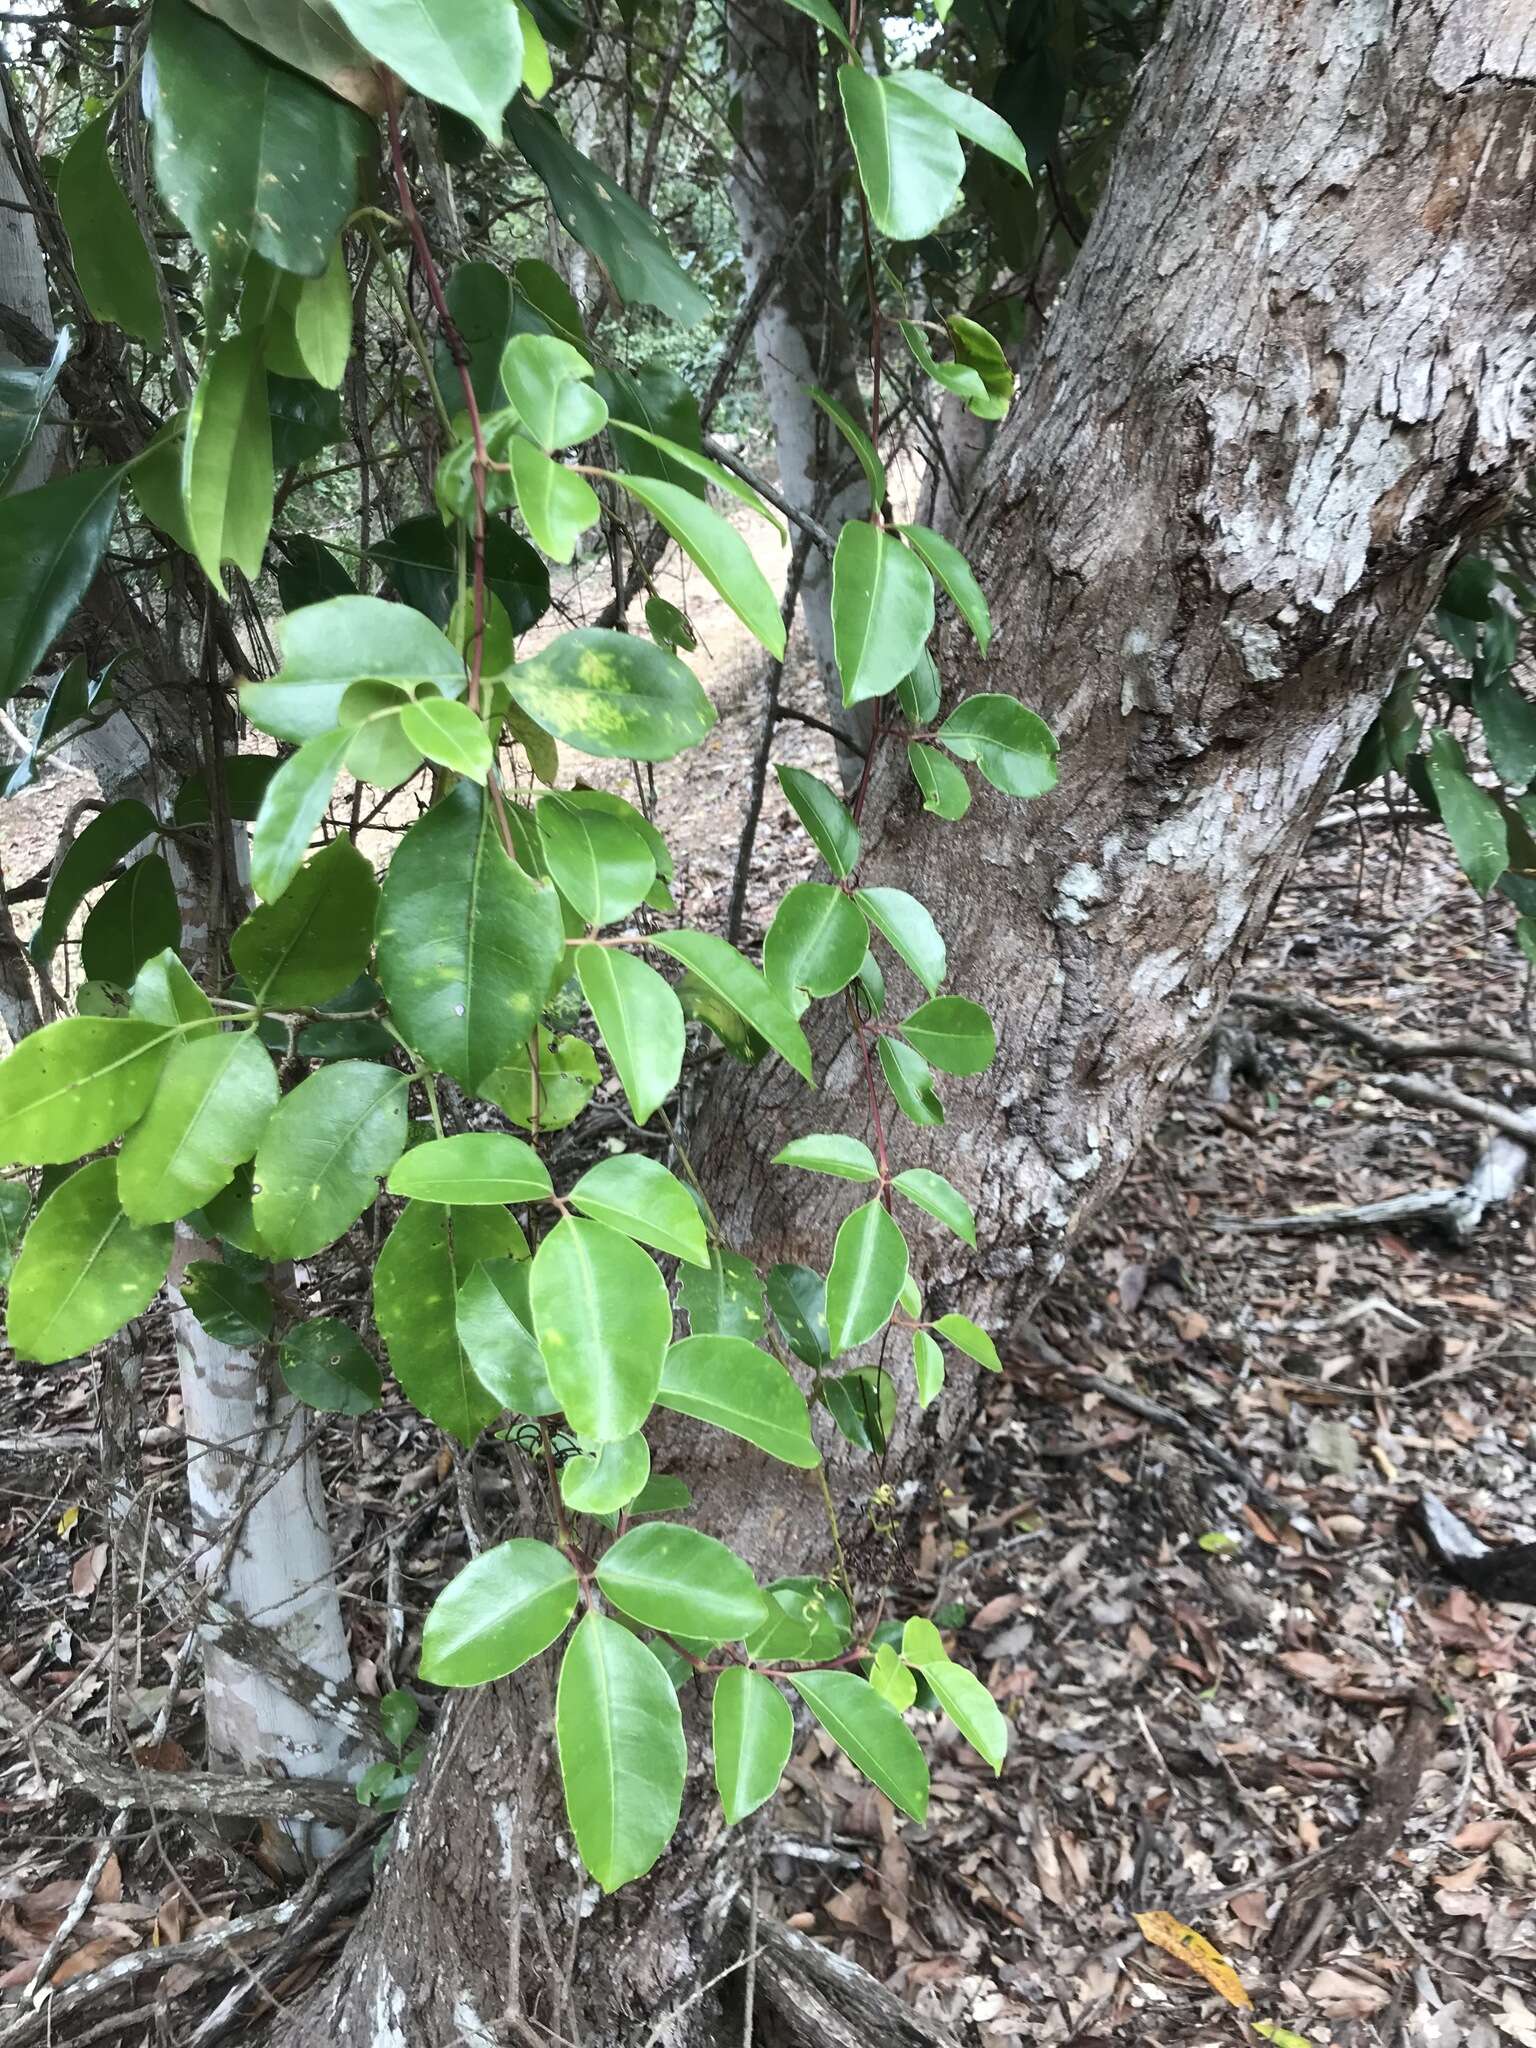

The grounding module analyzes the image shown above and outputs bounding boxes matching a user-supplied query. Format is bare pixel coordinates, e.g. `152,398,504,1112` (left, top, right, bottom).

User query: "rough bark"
290,3,1536,2042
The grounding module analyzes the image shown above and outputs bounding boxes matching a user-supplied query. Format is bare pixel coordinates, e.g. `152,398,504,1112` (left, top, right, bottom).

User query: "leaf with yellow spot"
1133,1911,1251,2009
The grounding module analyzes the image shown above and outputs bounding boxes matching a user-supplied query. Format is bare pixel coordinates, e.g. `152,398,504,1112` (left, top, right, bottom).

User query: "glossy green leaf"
807,385,885,513
897,523,991,654
456,1256,558,1415
279,1316,381,1414
763,882,866,1005
896,319,992,421
877,1034,944,1126
249,730,352,904
252,1061,408,1257
832,522,934,707
244,595,466,743
779,0,854,54
376,1201,525,1441
231,835,376,1005
509,629,715,762
8,1158,172,1365
574,948,683,1128
499,333,606,448
776,764,858,878
529,1216,671,1441
676,1248,766,1340
556,1611,686,1891
938,694,1058,797
911,1647,1008,1773
837,63,963,241
713,1668,793,1825
57,117,163,347
0,467,121,709
616,475,785,659
886,69,1030,178
0,327,68,493
378,512,550,636
606,419,783,533
869,1641,917,1710
118,1031,278,1225
400,697,493,783
891,1166,976,1248
658,1333,820,1468
566,1153,708,1267
825,1198,908,1354
765,1262,830,1369
537,796,655,927
746,1576,851,1664
907,741,970,822
912,1327,944,1407
899,1616,943,1665
131,950,215,1031
772,1133,878,1182
376,785,564,1089
933,1311,1001,1371
823,1364,894,1451
388,1131,552,1205
330,0,522,142
898,646,942,726
179,1256,272,1348
0,1017,174,1167
267,372,344,468
182,333,273,583
265,243,353,389
420,1538,579,1685
597,1521,768,1641
80,856,180,989
479,1026,598,1134
946,316,1013,419
1425,729,1507,896
792,1669,929,1821
651,931,813,1081
561,1432,651,1514
148,0,369,306
855,887,945,995
1475,671,1536,788
899,995,995,1075
509,437,600,564
507,100,710,326
595,362,706,502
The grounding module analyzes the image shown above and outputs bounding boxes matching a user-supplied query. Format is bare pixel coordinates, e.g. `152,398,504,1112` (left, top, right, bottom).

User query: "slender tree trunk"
287,3,1536,2040
728,0,872,786
0,92,61,492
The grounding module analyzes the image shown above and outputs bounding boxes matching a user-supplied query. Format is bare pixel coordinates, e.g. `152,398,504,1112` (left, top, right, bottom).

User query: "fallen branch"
1407,1490,1536,1604
1214,1134,1528,1245
1374,1070,1536,1144
1237,988,1536,1071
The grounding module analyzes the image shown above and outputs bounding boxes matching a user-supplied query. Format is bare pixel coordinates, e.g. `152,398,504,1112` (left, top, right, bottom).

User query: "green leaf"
0,327,69,493
0,467,121,709
377,1201,525,1441
899,995,995,1076
230,836,375,1007
252,1062,408,1257
763,883,867,1006
746,1576,851,1663
597,1522,768,1641
776,765,859,879
1425,729,1508,895
420,1538,579,1685
595,362,706,503
0,1017,174,1167
899,1616,943,1665
170,0,376,113
855,887,945,995
713,1668,793,1825
938,694,1058,797
480,1026,600,1133
509,438,600,564
898,646,941,726
615,475,785,659
388,1131,553,1205
772,1133,879,1182
131,951,215,1031
904,1641,1008,1773
509,629,715,762
267,371,344,468
792,1669,929,1821
507,100,711,326
832,522,934,707
933,1310,1000,1372
824,1362,894,1451
243,595,467,743
606,419,783,534
499,333,606,447
180,1256,272,1348
645,594,695,654
280,1316,382,1414
676,1248,766,1339
765,1262,830,1369
80,856,181,989
118,1031,278,1225
148,0,369,306
886,69,1031,179
566,1153,708,1267
330,0,522,143
173,753,283,828
456,1256,558,1415
249,730,352,904
57,117,164,347
0,1179,30,1289
825,1198,908,1354
182,333,273,584
651,931,813,1081
400,697,493,783
266,243,352,389
537,795,655,927
377,512,550,636
575,946,683,1128
8,1159,172,1365
897,523,991,654
837,64,963,241
779,0,854,55
1474,671,1536,789
877,1035,944,1126
659,1333,820,1468
891,1167,975,1247
808,385,885,513
946,316,1014,420
912,1327,944,1407
896,319,992,422
379,1687,419,1751
908,741,971,819
529,1216,672,1441
376,785,565,1090
561,1432,651,1514
869,1641,917,1709
556,1611,686,1891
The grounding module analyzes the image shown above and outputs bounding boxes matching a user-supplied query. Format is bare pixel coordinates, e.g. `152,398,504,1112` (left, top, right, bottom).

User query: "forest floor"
2,526,1535,2048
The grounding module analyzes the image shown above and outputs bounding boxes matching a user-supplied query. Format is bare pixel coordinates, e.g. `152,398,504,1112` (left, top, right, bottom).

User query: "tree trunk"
728,0,872,786
287,2,1536,2040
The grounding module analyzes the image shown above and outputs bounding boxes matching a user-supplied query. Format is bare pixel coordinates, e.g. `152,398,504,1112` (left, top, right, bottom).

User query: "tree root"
1237,988,1536,1071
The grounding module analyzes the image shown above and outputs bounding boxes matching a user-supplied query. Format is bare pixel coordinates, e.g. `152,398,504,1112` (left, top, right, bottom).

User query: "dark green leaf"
377,1201,526,1441
938,693,1057,797
375,513,550,635
279,1317,380,1413
855,886,945,995
807,385,885,512
765,1262,830,1369
763,882,866,1005
831,522,934,707
776,765,858,878
1425,729,1508,896
897,523,990,653
0,467,121,709
898,995,995,1075
891,1166,975,1247
57,116,163,347
676,1246,766,1340
79,856,180,989
231,835,377,1007
876,1034,944,1126
181,1256,272,1348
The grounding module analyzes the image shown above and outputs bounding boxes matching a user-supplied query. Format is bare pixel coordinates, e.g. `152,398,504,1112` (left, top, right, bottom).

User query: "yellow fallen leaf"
1254,2023,1315,2048
1133,1910,1252,2009
56,1504,79,1537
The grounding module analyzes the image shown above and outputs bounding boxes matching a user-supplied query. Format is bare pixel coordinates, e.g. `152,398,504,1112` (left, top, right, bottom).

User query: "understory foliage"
0,0,1097,1892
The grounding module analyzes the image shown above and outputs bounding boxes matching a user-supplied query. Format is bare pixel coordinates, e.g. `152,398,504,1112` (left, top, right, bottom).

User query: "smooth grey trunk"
728,0,872,786
288,2,1536,2041
0,93,62,492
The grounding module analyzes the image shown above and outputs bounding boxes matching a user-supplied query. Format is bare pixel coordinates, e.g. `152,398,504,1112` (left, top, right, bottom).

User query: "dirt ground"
2,525,1535,2046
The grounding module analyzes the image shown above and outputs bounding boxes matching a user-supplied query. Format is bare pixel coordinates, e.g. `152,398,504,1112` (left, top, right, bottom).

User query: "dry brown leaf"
1435,1854,1490,1890
51,1933,131,1985
1306,1967,1390,2017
